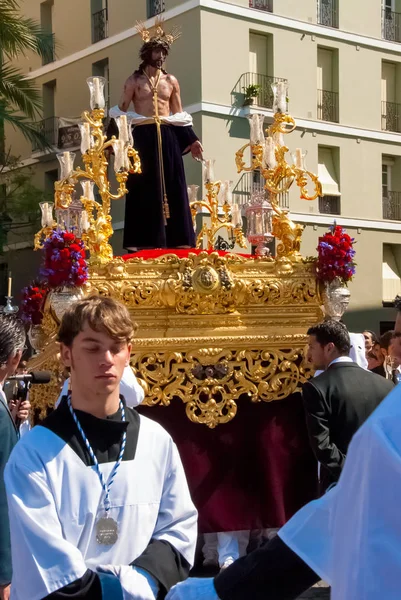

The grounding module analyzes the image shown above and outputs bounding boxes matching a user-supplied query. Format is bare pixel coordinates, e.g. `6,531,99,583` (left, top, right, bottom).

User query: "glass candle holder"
57,151,76,180
203,159,216,184
86,76,106,110
248,113,266,145
80,179,95,202
187,184,199,202
79,122,91,154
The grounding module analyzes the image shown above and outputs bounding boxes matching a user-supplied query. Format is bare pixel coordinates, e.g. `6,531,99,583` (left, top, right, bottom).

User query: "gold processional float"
26,77,346,428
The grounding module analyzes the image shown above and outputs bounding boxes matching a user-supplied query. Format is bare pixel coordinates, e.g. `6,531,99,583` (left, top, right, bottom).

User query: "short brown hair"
58,295,136,347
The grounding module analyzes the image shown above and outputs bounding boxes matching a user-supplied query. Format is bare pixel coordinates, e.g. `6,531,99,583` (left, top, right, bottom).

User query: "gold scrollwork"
134,345,312,428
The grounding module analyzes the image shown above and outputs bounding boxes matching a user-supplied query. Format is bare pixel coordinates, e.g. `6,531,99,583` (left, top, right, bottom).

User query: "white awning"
383,244,401,302
318,148,341,197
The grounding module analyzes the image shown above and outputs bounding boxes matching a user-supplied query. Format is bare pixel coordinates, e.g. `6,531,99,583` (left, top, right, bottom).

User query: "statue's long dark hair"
134,41,169,75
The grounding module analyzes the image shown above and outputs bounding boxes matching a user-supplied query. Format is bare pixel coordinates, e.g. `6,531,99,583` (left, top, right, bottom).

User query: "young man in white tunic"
5,296,197,600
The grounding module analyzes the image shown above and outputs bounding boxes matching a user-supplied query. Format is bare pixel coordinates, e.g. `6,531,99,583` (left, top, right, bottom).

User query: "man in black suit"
0,316,26,600
304,320,393,494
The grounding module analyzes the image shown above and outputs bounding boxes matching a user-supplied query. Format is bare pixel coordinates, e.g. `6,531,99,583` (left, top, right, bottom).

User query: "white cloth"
109,105,193,127
166,578,219,600
280,382,400,599
97,565,158,600
56,365,145,409
5,415,197,600
349,332,368,369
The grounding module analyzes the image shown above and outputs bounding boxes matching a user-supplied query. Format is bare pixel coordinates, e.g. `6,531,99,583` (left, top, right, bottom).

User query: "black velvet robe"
123,123,198,250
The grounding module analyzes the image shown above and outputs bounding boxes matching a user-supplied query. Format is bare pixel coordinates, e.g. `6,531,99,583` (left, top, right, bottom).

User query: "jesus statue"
109,19,203,252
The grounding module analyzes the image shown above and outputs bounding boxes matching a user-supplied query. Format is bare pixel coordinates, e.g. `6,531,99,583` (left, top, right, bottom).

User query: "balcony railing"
317,0,338,28
148,0,165,18
42,33,56,65
319,195,341,215
233,172,289,210
382,101,401,133
249,0,273,11
317,89,339,123
32,117,59,153
383,192,401,220
92,8,108,43
382,9,401,43
233,73,288,110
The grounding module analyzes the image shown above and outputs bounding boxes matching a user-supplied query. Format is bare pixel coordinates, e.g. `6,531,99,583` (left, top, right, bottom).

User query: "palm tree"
0,0,56,152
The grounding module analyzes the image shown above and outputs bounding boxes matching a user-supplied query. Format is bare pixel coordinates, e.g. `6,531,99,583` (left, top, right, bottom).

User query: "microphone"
8,371,52,384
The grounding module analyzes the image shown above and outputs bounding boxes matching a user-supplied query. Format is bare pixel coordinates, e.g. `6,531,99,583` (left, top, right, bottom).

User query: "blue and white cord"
67,395,127,514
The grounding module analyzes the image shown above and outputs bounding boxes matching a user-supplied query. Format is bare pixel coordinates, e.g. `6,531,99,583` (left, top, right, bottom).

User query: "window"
317,0,339,28
33,81,57,152
383,244,401,302
317,47,339,122
382,0,401,43
242,33,277,109
148,0,165,18
249,0,273,11
382,62,400,132
382,157,401,220
40,1,55,65
91,0,108,43
318,147,341,214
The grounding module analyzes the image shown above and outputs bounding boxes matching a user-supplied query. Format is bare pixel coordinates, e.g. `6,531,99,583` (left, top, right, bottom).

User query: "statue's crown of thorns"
136,17,181,47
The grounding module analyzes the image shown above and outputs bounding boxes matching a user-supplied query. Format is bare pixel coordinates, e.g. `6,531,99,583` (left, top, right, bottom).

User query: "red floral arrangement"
316,224,356,284
20,283,48,325
40,228,88,289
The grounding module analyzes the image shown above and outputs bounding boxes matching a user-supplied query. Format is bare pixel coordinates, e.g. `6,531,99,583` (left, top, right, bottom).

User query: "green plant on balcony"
242,84,261,106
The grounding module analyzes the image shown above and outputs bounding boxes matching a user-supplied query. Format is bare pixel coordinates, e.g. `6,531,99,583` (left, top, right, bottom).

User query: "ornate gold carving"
190,182,247,251
26,252,321,426
133,345,312,428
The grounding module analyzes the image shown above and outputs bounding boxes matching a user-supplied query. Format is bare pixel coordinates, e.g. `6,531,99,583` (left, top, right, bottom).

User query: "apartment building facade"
3,0,401,331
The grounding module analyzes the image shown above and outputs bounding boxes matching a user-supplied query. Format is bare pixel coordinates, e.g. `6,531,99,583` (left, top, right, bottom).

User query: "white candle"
119,115,129,143
231,204,242,227
204,159,215,183
7,272,12,297
113,140,125,172
79,123,91,154
46,203,53,226
264,137,277,169
188,185,199,202
93,77,102,108
63,152,72,177
221,180,233,205
80,210,90,232
277,82,287,113
255,213,263,234
295,148,303,169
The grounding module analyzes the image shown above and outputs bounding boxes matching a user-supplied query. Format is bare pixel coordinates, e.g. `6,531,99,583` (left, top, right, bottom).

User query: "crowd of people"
0,298,401,599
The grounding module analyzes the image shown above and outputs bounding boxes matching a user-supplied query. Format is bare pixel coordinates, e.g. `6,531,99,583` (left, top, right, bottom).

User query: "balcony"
317,89,339,123
233,172,289,210
249,0,273,11
31,117,59,153
319,195,340,215
42,33,55,65
233,73,288,110
382,9,401,43
92,8,108,44
317,0,339,28
383,191,401,220
382,101,401,132
148,0,165,18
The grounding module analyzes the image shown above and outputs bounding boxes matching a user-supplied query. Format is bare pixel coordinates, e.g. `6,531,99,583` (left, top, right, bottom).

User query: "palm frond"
0,1,56,61
0,63,42,120
0,107,53,151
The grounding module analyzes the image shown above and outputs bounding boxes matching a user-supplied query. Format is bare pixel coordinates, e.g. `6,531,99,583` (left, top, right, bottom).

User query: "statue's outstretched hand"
190,140,203,161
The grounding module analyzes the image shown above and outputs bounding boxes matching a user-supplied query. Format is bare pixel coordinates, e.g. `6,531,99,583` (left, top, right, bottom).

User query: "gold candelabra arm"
268,113,296,136
34,224,55,250
295,169,323,201
235,142,264,174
